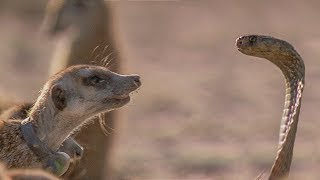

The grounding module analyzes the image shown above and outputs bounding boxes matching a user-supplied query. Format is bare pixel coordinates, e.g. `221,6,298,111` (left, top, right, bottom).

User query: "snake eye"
249,36,257,43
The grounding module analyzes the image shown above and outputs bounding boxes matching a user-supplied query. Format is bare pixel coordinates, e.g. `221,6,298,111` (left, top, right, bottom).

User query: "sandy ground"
1,0,320,179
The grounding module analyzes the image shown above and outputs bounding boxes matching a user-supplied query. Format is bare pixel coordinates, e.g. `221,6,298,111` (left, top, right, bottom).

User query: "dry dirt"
1,0,320,179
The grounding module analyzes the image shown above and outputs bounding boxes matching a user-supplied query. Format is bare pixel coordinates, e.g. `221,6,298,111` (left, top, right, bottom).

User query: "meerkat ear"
51,85,66,111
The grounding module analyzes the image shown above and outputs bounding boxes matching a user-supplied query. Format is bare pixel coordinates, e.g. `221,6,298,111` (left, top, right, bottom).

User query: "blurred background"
1,0,320,179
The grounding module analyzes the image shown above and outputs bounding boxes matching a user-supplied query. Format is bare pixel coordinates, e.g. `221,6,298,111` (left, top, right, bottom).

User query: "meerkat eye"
72,0,86,8
88,75,104,85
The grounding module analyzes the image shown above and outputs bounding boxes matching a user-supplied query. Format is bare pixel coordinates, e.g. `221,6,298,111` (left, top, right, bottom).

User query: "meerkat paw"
45,151,71,177
59,137,83,162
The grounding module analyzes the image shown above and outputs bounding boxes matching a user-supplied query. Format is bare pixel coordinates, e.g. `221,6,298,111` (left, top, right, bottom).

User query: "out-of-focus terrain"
1,0,320,179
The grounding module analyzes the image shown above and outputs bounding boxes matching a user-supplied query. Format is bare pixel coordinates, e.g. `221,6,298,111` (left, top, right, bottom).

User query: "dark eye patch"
83,75,104,86
90,75,104,84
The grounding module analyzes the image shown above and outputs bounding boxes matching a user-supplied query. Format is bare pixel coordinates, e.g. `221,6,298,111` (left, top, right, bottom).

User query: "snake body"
236,35,305,180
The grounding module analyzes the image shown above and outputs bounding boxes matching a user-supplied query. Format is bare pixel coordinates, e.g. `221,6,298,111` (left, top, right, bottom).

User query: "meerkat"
43,0,123,178
44,0,121,73
0,103,32,120
0,98,16,115
0,103,84,178
0,65,141,177
0,162,59,180
0,163,9,180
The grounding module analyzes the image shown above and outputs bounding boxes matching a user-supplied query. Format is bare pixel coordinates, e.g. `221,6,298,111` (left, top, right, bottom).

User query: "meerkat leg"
0,103,84,176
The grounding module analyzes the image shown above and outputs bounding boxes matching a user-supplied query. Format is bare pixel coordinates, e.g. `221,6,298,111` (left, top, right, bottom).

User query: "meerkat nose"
131,75,141,87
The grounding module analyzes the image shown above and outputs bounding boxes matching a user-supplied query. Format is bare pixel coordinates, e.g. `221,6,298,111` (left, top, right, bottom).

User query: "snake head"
236,35,297,59
45,152,71,177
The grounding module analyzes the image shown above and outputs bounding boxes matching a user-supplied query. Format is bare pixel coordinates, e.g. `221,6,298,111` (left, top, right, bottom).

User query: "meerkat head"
32,65,141,123
53,65,140,118
25,65,141,151
44,0,105,35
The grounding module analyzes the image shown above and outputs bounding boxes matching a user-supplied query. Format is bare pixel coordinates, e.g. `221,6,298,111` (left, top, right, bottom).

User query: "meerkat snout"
130,75,141,88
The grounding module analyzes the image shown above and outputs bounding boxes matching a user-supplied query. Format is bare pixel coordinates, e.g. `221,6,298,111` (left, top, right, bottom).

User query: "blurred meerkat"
0,162,59,180
0,163,9,180
0,97,16,115
43,0,123,179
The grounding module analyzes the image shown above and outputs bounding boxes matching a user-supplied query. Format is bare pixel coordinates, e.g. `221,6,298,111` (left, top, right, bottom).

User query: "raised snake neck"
268,52,305,180
236,35,305,180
